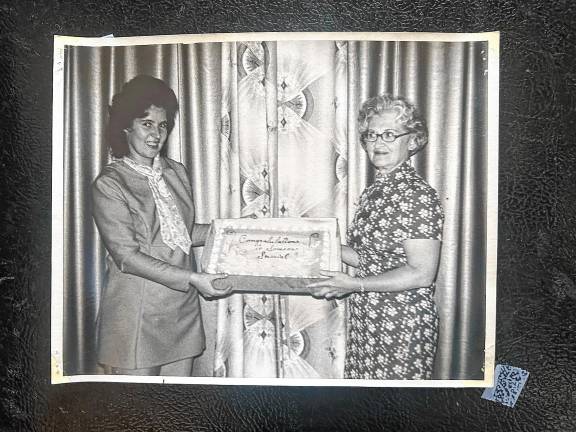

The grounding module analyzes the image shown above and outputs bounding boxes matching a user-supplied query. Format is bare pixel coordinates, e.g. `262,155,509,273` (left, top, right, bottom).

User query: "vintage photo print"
51,32,499,387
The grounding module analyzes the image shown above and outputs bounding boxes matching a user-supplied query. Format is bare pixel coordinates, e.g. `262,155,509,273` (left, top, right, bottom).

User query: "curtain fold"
63,39,488,380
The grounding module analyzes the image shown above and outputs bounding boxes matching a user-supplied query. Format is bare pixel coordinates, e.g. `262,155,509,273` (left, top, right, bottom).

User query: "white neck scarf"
123,156,192,254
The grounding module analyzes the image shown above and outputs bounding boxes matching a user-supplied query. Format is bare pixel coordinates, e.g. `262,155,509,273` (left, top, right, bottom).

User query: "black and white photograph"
51,32,498,386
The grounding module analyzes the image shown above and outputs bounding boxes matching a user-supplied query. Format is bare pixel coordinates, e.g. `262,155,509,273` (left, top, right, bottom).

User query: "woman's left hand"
307,270,360,300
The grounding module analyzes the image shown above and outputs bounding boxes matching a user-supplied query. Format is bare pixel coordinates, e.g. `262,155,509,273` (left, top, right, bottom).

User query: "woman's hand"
307,270,361,300
189,273,232,299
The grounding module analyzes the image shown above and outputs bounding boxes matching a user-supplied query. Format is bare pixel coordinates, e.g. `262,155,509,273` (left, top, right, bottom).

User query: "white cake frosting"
203,218,340,278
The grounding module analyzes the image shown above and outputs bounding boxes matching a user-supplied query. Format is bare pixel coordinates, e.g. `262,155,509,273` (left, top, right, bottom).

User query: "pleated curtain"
62,39,487,380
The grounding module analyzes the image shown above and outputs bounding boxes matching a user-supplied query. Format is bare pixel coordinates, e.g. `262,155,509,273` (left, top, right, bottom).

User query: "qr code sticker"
482,364,529,408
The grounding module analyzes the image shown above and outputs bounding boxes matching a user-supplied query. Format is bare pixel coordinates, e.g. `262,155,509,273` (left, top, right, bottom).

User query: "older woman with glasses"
308,94,444,380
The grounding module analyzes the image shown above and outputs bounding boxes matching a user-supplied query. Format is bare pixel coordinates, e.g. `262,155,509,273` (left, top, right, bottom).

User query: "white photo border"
51,31,499,387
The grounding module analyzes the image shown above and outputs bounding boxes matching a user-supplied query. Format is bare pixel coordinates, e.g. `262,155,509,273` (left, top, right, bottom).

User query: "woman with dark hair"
308,94,444,380
92,75,230,376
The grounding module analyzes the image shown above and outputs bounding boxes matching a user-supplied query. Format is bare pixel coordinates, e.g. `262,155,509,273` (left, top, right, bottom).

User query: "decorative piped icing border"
204,218,340,278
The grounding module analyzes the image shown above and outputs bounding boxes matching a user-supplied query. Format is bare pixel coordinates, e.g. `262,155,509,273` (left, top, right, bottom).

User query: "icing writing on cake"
213,229,326,277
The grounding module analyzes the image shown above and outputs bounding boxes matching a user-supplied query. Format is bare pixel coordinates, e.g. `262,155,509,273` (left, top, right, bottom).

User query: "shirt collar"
375,160,415,183
122,155,171,175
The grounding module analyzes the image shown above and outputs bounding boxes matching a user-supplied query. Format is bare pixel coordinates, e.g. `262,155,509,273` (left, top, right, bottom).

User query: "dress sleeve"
398,185,444,241
92,174,192,292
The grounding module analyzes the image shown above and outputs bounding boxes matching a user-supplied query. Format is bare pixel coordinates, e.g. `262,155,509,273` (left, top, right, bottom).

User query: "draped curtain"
62,39,487,380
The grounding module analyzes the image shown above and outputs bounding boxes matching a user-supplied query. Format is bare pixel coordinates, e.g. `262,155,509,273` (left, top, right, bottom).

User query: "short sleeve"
398,185,444,240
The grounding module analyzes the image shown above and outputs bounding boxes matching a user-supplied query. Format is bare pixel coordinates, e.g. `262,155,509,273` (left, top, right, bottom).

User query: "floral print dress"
345,161,444,380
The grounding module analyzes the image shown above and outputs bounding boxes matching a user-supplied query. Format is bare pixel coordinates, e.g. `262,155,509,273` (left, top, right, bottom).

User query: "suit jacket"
92,157,205,369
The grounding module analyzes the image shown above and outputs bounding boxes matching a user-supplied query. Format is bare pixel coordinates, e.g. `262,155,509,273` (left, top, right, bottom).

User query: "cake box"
200,217,342,294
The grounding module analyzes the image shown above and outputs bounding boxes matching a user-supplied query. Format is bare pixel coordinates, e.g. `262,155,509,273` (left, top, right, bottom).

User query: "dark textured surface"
1,0,576,430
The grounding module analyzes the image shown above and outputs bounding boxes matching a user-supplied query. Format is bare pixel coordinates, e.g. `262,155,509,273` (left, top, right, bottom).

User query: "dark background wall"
1,1,575,430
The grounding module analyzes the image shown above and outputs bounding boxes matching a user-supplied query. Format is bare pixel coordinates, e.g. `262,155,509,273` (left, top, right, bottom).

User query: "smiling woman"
308,94,443,380
91,75,231,377
124,105,169,165
361,111,416,174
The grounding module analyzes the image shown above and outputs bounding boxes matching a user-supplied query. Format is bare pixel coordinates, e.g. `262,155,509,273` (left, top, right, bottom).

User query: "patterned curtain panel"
208,41,348,379
63,39,487,380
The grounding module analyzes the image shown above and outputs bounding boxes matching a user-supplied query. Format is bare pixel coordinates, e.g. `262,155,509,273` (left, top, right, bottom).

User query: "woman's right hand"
189,272,232,299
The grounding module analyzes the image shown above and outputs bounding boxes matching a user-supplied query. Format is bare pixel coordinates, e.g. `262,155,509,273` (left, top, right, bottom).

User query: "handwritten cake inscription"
214,229,326,277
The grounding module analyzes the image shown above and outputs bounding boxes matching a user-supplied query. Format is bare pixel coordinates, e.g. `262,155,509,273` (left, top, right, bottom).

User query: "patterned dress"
345,161,444,380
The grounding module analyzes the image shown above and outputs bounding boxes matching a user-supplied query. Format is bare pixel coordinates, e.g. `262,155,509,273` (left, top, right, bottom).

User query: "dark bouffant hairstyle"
358,94,428,157
107,75,178,157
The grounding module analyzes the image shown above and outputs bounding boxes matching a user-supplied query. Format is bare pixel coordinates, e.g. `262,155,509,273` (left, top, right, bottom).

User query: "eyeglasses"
362,130,413,143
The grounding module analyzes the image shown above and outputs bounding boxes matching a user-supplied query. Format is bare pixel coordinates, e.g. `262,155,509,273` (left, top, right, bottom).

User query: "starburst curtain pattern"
63,40,487,380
